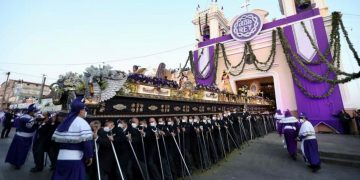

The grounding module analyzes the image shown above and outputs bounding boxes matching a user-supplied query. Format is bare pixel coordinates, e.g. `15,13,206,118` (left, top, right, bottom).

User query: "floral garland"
199,13,208,37
222,42,247,76
220,30,277,76
127,73,179,89
193,48,215,80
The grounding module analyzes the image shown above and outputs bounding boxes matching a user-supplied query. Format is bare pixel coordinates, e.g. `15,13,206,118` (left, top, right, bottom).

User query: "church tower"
278,0,329,17
192,1,229,42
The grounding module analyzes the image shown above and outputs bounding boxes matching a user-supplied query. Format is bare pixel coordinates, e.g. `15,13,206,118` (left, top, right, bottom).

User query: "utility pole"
2,72,10,107
38,74,46,104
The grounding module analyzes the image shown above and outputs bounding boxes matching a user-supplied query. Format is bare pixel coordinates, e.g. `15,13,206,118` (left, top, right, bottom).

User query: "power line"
0,69,57,81
1,43,195,66
343,13,360,17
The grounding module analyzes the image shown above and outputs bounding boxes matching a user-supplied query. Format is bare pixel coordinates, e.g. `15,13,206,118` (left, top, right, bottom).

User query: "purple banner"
284,17,344,133
193,46,215,86
198,9,320,48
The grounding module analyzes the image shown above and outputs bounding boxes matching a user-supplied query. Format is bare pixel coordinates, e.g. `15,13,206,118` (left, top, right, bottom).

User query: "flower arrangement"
53,72,85,93
127,73,179,89
195,84,220,92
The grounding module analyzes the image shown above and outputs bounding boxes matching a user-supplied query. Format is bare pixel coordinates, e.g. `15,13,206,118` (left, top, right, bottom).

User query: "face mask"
189,119,194,123
203,120,207,124
118,123,124,128
207,120,211,123
84,111,87,118
131,123,138,128
228,113,231,116
194,119,199,123
150,122,157,127
158,122,165,125
218,117,221,120
182,119,187,123
103,127,111,132
299,119,305,123
212,117,216,120
167,122,173,126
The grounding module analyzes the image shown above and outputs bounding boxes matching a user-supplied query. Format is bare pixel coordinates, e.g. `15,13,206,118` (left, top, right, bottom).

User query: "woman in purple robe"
5,104,39,169
278,110,300,160
52,97,94,180
298,113,321,172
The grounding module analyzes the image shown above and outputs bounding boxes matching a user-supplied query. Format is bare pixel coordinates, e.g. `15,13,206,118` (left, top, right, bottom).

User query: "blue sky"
0,0,359,85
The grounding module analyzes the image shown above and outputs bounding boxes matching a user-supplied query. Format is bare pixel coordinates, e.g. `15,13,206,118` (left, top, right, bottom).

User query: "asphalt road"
0,129,359,180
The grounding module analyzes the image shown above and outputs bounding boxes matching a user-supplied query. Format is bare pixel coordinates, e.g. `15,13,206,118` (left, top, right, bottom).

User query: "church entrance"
235,76,276,111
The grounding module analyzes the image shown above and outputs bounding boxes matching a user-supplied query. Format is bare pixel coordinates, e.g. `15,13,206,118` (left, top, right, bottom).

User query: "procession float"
49,63,272,120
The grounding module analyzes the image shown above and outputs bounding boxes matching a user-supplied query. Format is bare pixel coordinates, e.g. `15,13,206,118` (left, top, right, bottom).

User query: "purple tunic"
52,142,93,180
5,114,38,167
283,126,298,156
303,139,321,166
278,120,300,156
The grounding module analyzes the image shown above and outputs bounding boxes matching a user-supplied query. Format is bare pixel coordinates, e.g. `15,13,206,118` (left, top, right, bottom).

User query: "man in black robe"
1,108,13,138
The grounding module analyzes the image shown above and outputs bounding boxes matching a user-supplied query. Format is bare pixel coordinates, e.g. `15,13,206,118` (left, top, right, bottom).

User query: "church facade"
192,0,360,133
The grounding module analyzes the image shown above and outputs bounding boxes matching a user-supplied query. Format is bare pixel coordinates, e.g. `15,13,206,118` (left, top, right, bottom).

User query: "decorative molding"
113,104,127,111
148,105,158,111
174,106,181,111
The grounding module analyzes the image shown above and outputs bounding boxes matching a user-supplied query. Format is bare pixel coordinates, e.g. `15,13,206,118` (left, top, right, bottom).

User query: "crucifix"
241,0,251,12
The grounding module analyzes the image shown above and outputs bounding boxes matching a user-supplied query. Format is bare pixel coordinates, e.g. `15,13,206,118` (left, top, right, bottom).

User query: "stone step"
321,156,360,168
319,151,360,161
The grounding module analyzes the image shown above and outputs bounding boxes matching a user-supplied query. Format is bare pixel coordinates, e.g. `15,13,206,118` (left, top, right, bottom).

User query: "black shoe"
13,165,21,170
30,167,43,173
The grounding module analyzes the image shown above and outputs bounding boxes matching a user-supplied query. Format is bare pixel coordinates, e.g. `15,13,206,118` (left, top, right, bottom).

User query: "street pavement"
0,129,359,180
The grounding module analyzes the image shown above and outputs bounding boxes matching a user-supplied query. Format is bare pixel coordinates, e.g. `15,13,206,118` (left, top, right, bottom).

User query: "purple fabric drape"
284,17,344,133
194,46,215,86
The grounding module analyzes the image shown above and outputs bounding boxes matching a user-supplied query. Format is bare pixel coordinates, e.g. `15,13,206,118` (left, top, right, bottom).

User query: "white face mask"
84,111,87,118
189,119,194,123
228,113,231,116
182,119,187,123
103,127,111,132
131,123,138,128
194,119,199,123
299,119,305,123
212,117,216,120
167,122,173,126
207,119,211,123
118,123,124,128
150,122,157,127
158,122,165,125
218,117,221,120
203,120,207,124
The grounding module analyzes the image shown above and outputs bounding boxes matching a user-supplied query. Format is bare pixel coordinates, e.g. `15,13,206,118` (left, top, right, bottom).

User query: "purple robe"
5,114,38,167
52,142,93,180
278,117,300,157
282,126,298,156
299,121,321,169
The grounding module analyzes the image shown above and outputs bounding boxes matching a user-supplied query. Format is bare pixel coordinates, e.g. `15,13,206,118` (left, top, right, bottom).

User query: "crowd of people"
0,98,276,180
2,99,359,179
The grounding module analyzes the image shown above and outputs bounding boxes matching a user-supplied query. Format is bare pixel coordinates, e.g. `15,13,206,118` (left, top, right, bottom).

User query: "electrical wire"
0,43,195,66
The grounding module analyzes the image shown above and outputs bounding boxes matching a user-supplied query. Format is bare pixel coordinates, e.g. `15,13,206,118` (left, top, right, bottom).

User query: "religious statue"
155,62,166,79
179,71,188,89
220,70,232,93
131,65,146,74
